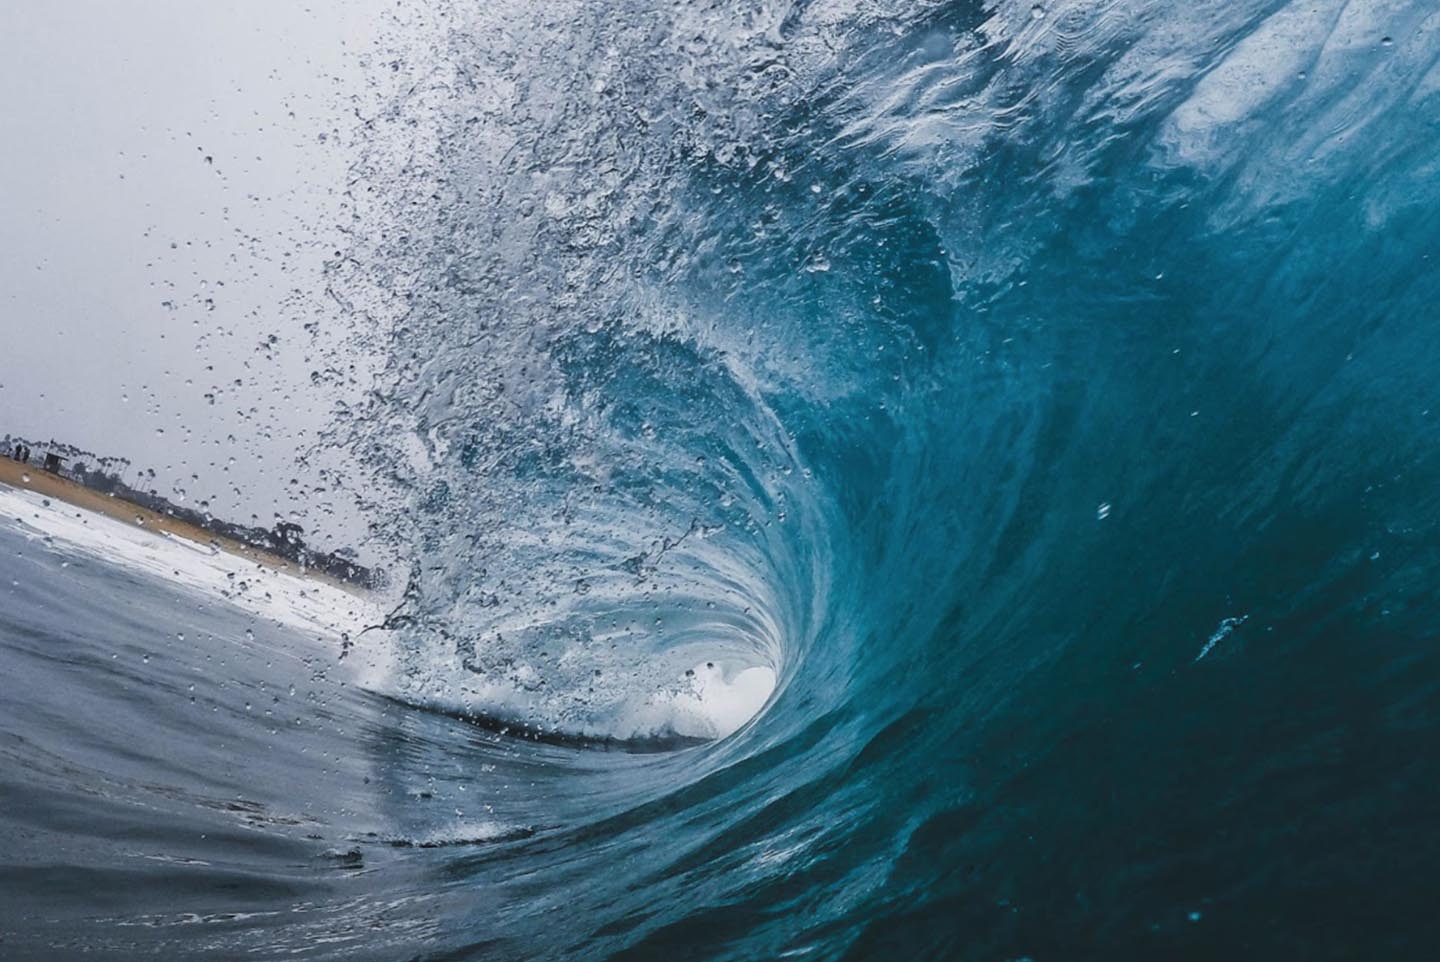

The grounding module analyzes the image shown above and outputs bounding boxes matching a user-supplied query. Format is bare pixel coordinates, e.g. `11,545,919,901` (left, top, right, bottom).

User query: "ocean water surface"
6,0,1440,959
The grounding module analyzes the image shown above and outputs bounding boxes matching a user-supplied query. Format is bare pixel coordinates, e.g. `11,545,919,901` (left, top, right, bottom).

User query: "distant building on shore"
1,433,384,590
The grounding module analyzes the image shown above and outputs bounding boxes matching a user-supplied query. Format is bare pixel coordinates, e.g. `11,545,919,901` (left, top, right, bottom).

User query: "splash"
321,0,1440,757
7,1,1440,959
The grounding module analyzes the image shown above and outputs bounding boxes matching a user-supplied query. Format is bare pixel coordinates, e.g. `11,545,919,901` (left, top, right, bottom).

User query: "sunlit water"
8,1,1440,959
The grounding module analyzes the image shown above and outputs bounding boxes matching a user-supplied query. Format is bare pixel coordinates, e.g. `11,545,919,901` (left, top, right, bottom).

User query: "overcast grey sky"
0,1,393,544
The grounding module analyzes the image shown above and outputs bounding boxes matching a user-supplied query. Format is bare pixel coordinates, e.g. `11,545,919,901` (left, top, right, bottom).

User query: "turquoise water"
8,1,1440,959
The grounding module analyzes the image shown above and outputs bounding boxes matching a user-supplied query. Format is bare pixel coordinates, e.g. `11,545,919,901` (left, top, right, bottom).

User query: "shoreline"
0,457,369,597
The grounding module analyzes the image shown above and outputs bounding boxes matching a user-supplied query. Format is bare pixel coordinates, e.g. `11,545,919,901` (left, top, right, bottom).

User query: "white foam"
387,655,777,745
380,820,532,848
0,483,382,640
0,484,777,744
636,662,778,741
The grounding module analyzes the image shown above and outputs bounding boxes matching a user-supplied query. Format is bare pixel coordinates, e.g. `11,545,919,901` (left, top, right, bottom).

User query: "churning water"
6,1,1440,959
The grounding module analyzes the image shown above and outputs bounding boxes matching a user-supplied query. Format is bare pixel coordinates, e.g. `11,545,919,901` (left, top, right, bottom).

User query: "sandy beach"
0,456,365,594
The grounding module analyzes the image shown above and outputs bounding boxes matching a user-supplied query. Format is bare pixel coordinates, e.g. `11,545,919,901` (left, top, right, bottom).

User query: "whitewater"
6,0,1440,959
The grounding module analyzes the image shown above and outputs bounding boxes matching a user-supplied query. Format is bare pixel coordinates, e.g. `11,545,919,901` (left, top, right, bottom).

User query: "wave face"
330,0,1440,955
316,0,1440,955
8,1,1440,959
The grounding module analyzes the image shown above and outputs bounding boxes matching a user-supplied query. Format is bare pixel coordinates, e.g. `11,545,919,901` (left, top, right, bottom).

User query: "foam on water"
9,2,1440,956
0,484,380,640
0,483,774,743
386,655,777,744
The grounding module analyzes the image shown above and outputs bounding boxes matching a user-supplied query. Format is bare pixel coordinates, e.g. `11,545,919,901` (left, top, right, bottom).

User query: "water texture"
6,1,1440,959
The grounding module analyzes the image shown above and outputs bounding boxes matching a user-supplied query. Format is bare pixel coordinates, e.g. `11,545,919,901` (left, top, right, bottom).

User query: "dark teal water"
8,1,1440,959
